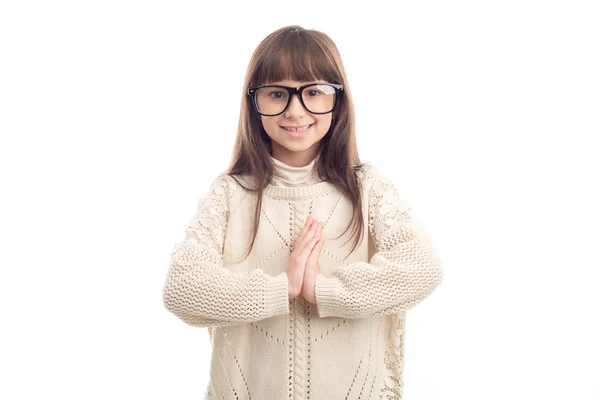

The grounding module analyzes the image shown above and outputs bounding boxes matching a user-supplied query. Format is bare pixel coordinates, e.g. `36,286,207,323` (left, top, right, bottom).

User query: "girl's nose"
285,94,306,117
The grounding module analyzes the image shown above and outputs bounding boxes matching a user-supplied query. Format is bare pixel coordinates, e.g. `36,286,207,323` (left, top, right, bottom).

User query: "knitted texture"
163,178,290,327
162,162,443,400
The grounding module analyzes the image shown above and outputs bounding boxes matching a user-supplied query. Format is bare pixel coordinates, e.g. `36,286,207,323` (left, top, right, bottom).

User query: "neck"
269,153,322,187
270,143,320,167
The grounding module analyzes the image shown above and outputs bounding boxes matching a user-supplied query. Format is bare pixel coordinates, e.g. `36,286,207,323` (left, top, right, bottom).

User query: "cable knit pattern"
291,201,309,400
162,160,443,400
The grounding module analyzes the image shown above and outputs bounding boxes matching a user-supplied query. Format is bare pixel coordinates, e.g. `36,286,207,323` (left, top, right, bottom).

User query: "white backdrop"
1,1,599,399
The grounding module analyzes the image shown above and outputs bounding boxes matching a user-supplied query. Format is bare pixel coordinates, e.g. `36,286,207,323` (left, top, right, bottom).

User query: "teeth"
283,124,311,132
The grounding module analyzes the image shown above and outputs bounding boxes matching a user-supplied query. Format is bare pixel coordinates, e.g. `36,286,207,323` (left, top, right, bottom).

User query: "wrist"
301,267,317,304
286,270,302,299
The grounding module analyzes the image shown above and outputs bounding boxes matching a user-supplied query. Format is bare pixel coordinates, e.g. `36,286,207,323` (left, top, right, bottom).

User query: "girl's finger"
296,218,315,248
317,222,323,237
298,220,320,248
307,235,326,263
315,234,326,250
309,224,324,250
298,216,314,239
299,223,323,257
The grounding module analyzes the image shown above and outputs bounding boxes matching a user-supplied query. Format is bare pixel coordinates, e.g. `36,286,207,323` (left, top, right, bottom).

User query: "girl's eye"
306,90,321,97
269,90,285,99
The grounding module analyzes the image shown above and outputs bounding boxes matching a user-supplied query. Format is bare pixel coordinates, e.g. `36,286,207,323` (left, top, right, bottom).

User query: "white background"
1,1,599,399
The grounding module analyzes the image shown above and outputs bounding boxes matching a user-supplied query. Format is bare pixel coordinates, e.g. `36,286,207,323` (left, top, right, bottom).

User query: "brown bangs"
252,31,340,86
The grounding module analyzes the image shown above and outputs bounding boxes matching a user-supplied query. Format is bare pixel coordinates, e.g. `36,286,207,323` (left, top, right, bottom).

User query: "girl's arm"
314,164,443,319
162,175,290,328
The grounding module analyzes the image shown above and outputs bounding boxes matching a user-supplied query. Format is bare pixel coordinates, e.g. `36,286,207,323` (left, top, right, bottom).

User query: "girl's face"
260,79,333,167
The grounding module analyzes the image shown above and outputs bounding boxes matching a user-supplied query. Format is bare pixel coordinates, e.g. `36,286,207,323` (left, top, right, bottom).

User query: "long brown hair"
222,25,365,261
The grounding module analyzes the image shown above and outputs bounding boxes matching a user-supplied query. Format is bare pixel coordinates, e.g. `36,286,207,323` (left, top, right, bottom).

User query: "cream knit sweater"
162,155,443,400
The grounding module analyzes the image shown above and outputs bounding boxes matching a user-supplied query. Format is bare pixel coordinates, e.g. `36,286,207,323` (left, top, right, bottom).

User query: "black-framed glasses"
247,82,344,116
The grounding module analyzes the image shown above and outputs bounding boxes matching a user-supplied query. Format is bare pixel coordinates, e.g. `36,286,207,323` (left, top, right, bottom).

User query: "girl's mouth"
280,123,314,137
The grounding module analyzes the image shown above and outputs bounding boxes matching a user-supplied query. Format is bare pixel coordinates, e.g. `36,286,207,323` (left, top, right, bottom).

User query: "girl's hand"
301,229,326,304
285,216,323,299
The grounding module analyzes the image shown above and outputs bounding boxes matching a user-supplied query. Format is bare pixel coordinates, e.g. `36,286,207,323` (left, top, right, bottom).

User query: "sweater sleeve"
314,164,443,319
162,175,290,328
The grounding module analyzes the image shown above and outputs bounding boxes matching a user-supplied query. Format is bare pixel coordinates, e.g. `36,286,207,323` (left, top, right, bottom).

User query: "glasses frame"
247,82,344,116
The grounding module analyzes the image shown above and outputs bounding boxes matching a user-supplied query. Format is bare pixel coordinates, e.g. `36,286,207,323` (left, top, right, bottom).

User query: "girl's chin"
280,123,314,138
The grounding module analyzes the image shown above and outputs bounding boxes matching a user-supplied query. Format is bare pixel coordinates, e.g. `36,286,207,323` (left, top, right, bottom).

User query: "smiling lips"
281,124,313,132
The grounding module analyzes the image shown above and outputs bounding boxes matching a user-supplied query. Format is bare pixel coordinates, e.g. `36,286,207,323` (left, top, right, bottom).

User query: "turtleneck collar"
269,154,323,187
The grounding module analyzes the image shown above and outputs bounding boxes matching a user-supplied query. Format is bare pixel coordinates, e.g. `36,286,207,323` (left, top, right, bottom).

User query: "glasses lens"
301,84,336,113
255,87,289,115
254,84,337,115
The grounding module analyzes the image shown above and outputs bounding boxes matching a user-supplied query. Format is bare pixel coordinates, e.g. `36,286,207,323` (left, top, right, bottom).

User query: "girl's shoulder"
211,172,244,188
210,171,257,191
201,172,252,214
354,162,399,195
353,161,379,185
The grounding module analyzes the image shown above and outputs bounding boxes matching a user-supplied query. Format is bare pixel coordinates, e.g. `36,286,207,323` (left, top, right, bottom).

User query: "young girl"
162,25,443,400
